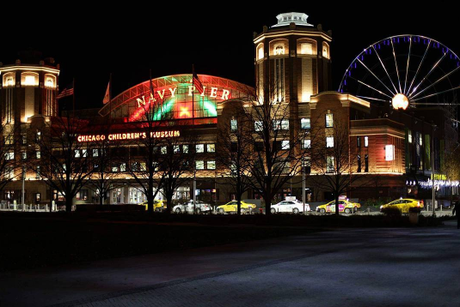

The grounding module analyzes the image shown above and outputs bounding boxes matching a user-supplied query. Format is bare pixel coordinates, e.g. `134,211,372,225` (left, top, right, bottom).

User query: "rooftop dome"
271,12,313,28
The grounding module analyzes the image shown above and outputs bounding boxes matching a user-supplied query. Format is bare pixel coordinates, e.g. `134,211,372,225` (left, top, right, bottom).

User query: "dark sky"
2,4,459,109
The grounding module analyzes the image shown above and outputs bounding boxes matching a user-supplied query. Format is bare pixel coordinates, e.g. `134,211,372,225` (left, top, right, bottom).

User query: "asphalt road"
1,220,459,307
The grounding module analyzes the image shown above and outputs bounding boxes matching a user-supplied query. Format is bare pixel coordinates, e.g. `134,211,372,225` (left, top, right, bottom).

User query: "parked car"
380,198,424,213
316,199,361,214
271,200,311,214
215,200,256,214
172,199,213,214
139,199,165,211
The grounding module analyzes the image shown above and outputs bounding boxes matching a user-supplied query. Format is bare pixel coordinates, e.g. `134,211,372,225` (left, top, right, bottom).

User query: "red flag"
192,71,204,94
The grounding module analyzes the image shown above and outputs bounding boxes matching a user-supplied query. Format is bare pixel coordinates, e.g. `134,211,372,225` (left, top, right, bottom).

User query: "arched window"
256,43,264,61
297,39,317,55
322,42,330,59
44,74,57,89
3,72,15,87
21,72,39,86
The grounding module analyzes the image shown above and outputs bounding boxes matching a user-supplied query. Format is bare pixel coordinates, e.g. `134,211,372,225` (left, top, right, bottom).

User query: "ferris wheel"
338,34,460,114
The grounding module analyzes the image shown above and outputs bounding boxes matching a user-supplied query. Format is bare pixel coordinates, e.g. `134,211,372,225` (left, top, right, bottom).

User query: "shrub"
381,206,402,216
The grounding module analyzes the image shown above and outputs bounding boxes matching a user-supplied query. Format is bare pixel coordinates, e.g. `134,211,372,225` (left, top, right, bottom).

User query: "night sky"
2,4,459,110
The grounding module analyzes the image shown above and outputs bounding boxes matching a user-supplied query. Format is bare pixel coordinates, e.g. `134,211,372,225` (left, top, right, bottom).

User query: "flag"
192,66,204,94
102,78,111,105
56,82,74,99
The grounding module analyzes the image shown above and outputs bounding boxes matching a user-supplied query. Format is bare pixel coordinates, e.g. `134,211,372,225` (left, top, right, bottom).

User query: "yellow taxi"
316,199,361,214
380,198,424,213
215,200,257,214
139,199,166,212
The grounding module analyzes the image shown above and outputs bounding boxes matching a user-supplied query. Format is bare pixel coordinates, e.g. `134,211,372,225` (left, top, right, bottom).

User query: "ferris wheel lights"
392,94,409,110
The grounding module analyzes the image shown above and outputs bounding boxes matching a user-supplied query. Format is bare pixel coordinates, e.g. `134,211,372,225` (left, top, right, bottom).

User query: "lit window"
196,160,204,170
196,144,204,153
112,166,119,172
302,139,311,149
93,149,99,157
385,145,395,161
301,118,310,129
230,119,237,132
36,166,40,179
120,163,126,172
419,135,423,146
75,150,81,158
183,145,189,153
258,45,264,60
22,151,27,160
21,73,39,86
281,140,290,150
45,75,56,89
300,42,313,55
254,121,263,131
36,151,41,159
5,151,14,160
325,113,333,128
174,145,180,153
364,136,369,148
326,136,334,148
322,43,330,59
408,130,412,143
207,161,216,170
274,120,289,130
274,44,285,55
3,73,15,87
161,146,167,154
82,149,87,157
207,144,215,153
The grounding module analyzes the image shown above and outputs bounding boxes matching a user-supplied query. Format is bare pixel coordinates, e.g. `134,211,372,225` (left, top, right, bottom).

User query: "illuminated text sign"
77,130,180,142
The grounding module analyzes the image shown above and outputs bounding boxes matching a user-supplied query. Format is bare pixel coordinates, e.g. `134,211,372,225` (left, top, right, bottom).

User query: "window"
357,136,361,148
21,72,39,86
36,131,41,141
22,151,27,160
281,140,290,150
385,145,395,161
325,113,333,128
112,166,119,172
326,137,334,148
327,156,335,173
300,42,313,55
364,136,369,148
174,145,180,153
254,121,263,131
36,166,40,179
22,135,27,145
74,150,81,158
82,149,87,157
76,189,88,201
3,73,15,87
274,119,289,130
207,144,215,153
230,119,237,132
196,144,204,153
120,163,126,172
357,155,361,172
161,146,167,154
93,149,99,157
207,161,216,170
300,118,310,129
365,154,369,172
183,145,189,153
302,139,311,149
36,151,41,159
274,44,285,55
5,151,14,160
196,160,204,170
408,130,412,144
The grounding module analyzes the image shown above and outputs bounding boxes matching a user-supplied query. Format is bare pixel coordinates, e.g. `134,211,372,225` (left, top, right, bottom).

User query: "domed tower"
0,56,60,125
253,12,332,105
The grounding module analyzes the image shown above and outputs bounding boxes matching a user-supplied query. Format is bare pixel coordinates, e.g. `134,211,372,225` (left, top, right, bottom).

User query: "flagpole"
72,78,75,118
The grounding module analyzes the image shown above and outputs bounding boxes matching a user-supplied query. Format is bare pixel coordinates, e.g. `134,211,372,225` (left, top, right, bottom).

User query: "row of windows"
2,72,57,88
256,40,330,60
230,115,334,132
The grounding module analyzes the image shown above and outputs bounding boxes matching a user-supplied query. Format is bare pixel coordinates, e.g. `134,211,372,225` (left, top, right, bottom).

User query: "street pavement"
1,219,460,307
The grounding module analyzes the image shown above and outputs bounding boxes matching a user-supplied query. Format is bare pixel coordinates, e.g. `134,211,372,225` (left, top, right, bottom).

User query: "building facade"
0,13,458,210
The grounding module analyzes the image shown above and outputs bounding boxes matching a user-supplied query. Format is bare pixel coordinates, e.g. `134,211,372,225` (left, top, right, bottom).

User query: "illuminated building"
0,13,457,210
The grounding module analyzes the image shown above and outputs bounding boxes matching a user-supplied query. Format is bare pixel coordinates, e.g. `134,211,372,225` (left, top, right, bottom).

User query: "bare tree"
217,100,254,215
157,129,197,213
0,123,20,194
34,116,94,212
245,99,309,215
309,115,358,214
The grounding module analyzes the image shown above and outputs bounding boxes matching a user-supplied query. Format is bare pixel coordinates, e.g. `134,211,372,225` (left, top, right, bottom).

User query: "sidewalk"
1,220,459,307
